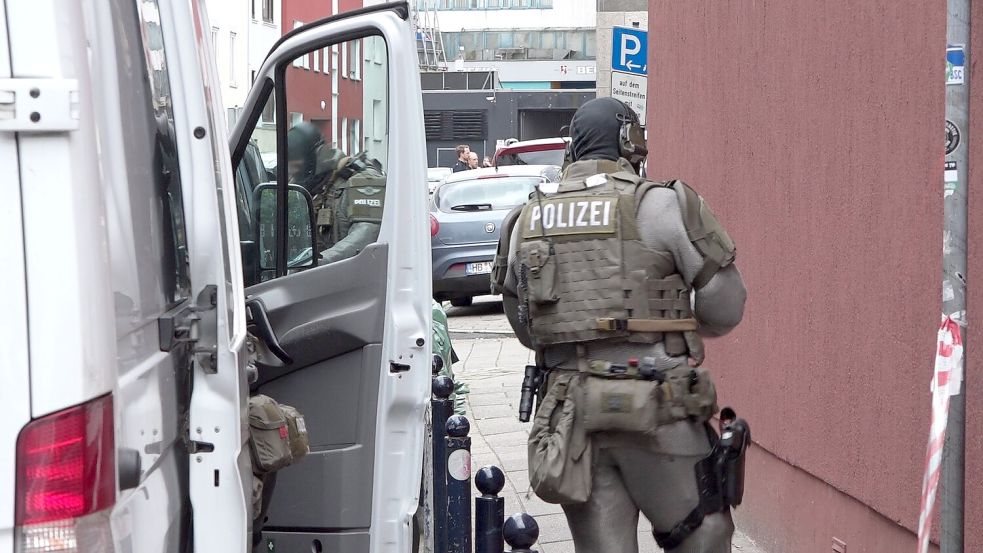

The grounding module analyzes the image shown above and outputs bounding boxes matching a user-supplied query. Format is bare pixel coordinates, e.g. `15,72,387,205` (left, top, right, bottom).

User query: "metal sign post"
942,0,970,549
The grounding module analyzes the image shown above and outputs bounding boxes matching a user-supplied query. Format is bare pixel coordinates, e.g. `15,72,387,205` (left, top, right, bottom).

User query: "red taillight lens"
16,395,115,526
430,214,439,237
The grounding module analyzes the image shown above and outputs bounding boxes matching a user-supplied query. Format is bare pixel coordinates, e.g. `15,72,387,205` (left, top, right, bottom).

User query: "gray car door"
229,4,432,553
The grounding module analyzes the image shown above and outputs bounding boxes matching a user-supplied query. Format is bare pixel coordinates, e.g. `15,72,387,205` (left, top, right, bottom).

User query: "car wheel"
450,297,473,308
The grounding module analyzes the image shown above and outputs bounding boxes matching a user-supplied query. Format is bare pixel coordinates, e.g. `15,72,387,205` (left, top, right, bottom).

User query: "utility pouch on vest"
579,374,660,434
528,373,592,504
279,405,311,462
657,366,718,422
519,240,559,304
248,395,295,474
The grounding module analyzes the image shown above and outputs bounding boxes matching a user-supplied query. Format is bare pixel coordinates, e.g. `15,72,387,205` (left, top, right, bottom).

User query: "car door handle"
245,297,293,365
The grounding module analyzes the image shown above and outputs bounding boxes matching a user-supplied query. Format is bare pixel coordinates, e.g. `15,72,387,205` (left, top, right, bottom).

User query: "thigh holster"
654,409,750,550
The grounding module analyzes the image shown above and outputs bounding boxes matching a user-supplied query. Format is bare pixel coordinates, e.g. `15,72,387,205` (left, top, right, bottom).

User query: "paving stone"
480,429,528,447
474,417,531,437
528,513,573,544
467,392,511,407
470,403,516,420
519,494,565,518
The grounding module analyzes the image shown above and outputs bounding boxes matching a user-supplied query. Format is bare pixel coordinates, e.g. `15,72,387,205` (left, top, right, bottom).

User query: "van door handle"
245,297,293,365
389,361,411,373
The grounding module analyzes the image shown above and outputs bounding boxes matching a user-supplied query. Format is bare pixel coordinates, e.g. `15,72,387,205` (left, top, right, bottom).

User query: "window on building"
210,26,218,55
229,32,237,87
373,99,384,138
262,0,274,23
350,119,360,154
251,0,256,19
341,118,348,154
289,22,311,69
341,42,348,78
351,40,361,80
313,49,320,73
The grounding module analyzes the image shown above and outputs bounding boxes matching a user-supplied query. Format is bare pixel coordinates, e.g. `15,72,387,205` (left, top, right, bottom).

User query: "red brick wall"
644,0,981,550
282,0,363,152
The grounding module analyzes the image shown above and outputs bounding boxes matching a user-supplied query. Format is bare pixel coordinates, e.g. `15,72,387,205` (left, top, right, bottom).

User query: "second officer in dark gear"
495,97,747,553
286,122,387,264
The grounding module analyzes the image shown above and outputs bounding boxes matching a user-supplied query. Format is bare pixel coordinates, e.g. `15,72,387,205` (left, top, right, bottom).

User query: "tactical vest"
314,157,386,251
514,171,699,348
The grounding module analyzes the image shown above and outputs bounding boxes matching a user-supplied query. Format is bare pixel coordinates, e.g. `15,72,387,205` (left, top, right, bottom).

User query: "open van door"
228,3,432,552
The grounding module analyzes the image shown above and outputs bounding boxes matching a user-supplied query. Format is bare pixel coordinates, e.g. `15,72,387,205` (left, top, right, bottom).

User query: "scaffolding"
413,0,447,71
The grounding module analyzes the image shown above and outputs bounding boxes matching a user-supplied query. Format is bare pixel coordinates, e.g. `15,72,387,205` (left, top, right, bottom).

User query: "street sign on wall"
611,72,647,120
611,26,648,120
612,26,647,75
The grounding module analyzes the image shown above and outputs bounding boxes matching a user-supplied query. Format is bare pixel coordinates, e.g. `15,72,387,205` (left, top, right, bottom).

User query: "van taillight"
430,214,440,237
15,394,116,553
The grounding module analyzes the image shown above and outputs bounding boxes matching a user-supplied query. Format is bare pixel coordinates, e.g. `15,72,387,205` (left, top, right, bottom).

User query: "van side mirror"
254,183,317,271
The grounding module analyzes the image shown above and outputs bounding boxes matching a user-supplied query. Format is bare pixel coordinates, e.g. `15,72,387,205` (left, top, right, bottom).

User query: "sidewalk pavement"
445,298,763,553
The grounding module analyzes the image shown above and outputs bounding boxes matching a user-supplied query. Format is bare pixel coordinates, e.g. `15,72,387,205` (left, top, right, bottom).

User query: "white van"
1,2,431,553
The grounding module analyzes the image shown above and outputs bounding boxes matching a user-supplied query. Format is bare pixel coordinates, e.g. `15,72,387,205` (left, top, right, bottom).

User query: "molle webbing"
517,175,694,347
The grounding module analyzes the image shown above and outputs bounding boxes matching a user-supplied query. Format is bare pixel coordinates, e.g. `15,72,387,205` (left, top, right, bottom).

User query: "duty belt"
583,358,665,382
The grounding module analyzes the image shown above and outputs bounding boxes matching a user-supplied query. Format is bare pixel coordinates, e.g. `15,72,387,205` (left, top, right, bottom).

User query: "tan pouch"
579,377,660,434
248,395,293,474
519,240,559,304
657,366,718,423
528,374,592,504
279,405,311,461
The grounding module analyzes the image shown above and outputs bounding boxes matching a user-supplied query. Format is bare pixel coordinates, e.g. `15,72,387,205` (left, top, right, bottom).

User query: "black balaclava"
287,122,325,193
568,97,630,163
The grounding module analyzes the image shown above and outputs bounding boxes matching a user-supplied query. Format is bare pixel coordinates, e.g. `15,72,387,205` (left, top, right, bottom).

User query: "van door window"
237,36,388,287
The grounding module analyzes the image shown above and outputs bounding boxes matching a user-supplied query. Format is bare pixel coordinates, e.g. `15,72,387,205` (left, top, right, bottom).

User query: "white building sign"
610,71,647,121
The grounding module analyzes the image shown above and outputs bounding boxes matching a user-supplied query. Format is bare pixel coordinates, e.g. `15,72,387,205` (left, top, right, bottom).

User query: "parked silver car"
431,165,561,306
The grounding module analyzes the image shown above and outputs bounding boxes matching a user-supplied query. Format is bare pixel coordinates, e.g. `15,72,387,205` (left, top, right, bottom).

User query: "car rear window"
436,176,542,212
496,149,565,167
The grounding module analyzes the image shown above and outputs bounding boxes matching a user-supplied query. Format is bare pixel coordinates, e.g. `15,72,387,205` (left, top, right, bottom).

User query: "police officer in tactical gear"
493,97,748,553
286,122,387,264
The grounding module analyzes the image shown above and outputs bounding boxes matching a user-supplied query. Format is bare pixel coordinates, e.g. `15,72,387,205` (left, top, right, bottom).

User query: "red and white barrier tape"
916,316,964,553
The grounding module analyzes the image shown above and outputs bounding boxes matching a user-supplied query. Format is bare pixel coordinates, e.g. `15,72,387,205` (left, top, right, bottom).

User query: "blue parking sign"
612,26,647,76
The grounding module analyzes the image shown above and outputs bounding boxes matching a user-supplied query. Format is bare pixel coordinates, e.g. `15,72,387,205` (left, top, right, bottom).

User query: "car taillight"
430,214,439,237
15,394,116,553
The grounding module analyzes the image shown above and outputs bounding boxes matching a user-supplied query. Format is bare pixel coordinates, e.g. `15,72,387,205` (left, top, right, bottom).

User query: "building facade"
645,0,981,551
595,0,646,99
281,0,388,164
423,0,598,89
203,0,252,122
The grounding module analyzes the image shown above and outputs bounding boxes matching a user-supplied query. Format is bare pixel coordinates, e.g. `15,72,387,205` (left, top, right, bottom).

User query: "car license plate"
466,261,493,275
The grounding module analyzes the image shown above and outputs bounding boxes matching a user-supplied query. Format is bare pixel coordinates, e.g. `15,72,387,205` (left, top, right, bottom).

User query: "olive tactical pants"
560,434,734,553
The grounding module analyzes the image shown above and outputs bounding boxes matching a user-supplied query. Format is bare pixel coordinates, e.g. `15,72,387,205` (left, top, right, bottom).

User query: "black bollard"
445,415,472,553
474,466,506,553
432,376,454,553
504,513,540,553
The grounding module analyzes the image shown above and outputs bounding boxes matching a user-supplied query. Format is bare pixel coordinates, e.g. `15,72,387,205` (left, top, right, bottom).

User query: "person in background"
452,144,471,172
482,156,493,168
468,151,480,169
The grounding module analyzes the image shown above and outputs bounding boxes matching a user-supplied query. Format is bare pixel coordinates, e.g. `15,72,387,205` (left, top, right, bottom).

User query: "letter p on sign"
621,35,640,68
